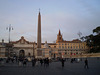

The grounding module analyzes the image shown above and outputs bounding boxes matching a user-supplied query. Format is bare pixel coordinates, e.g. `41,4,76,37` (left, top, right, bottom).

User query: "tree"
80,36,85,42
84,26,100,53
93,26,100,35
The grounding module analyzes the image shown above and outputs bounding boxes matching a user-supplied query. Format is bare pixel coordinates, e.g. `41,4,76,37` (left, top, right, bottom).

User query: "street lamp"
77,31,82,40
6,24,13,43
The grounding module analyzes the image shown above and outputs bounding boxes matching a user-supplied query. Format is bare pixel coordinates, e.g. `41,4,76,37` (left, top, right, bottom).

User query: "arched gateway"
19,50,25,57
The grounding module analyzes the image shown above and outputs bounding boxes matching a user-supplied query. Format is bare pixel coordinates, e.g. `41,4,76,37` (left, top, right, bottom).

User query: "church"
0,11,89,58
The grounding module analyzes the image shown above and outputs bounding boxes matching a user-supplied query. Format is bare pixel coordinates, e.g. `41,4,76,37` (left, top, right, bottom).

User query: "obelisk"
37,10,41,48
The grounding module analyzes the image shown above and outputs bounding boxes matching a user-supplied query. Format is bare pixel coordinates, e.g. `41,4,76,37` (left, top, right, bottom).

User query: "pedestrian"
71,58,73,63
46,58,49,67
32,58,34,67
23,58,27,66
84,58,89,69
18,58,22,66
16,56,18,63
61,58,65,68
44,58,46,67
32,58,35,67
35,59,39,66
40,59,43,66
11,58,14,63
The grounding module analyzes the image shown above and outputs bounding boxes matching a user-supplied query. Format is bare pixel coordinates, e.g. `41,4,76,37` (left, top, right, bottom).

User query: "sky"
0,0,100,43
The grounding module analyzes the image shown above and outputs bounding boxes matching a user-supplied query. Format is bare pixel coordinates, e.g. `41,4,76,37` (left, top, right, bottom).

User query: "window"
59,46,61,48
71,46,72,49
62,46,64,48
68,46,69,49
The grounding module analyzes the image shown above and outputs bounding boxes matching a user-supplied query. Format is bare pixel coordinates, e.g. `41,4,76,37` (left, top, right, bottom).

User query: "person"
43,58,46,67
11,58,14,63
18,58,22,66
35,59,39,66
18,57,23,66
40,59,43,66
32,58,34,67
15,56,18,63
84,58,89,69
32,58,36,67
71,58,73,63
23,58,27,66
61,58,65,68
46,58,49,67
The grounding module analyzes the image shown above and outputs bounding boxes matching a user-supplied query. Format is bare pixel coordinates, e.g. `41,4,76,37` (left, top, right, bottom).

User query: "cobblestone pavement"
0,57,100,75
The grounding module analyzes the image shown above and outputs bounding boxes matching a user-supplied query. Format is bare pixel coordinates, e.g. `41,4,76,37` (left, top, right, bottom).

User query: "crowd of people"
32,58,50,67
0,57,91,69
0,57,51,67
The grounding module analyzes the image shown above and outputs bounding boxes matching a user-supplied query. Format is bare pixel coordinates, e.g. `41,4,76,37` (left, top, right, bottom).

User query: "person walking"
44,58,46,67
40,59,43,66
23,58,27,66
84,58,89,69
61,58,65,68
46,58,49,67
32,58,36,67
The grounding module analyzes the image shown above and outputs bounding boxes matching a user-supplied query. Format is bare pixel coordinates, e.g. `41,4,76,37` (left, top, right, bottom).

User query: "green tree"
93,26,100,35
84,26,100,53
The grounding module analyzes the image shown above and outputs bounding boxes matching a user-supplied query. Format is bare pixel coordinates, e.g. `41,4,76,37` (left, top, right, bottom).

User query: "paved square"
0,57,100,75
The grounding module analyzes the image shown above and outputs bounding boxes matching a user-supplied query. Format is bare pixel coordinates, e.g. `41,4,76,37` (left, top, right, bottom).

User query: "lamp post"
6,24,13,57
77,31,82,40
6,24,13,43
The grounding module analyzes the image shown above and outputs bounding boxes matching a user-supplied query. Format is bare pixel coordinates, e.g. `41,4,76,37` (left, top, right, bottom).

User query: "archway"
19,50,25,58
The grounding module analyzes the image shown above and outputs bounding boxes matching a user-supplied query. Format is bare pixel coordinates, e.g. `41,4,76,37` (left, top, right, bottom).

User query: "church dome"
43,41,49,48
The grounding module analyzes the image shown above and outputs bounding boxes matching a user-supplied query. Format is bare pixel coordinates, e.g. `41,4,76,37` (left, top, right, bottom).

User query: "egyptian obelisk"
37,10,41,48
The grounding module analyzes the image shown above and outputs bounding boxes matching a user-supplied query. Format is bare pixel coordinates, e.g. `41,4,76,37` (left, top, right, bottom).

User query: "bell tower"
56,29,63,43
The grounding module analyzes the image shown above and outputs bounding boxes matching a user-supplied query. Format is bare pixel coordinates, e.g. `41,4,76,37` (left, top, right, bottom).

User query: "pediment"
12,36,30,44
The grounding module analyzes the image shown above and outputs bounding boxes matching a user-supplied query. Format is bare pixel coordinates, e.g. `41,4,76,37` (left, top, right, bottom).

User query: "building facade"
0,34,89,58
0,39,6,57
11,36,34,58
33,30,89,58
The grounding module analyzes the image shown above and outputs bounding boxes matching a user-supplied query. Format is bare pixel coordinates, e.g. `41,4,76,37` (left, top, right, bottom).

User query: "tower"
56,29,63,43
37,10,41,48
